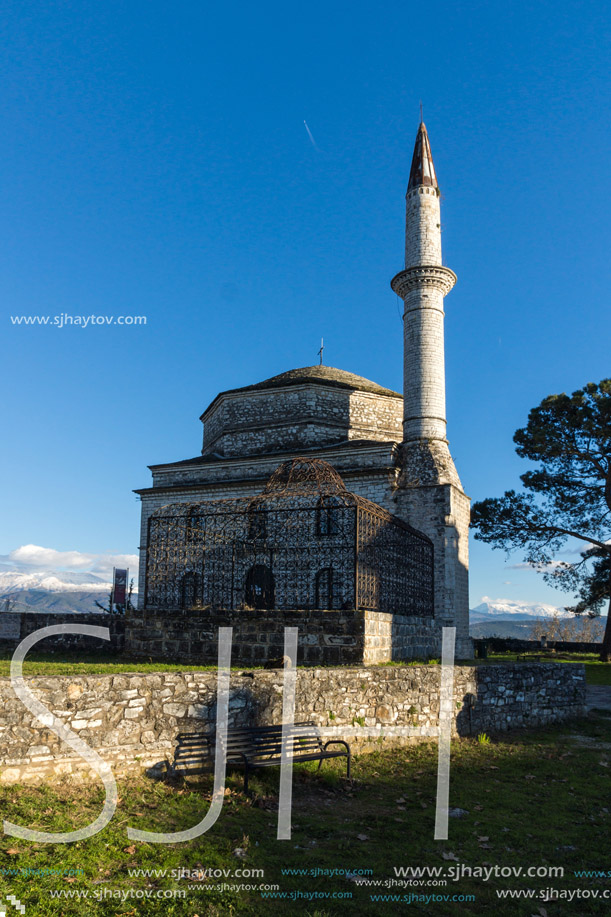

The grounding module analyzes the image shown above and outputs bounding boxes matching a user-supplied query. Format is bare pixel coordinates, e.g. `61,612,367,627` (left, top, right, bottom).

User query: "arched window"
247,509,267,540
181,571,202,609
245,564,275,609
185,511,203,545
316,567,341,609
316,496,341,536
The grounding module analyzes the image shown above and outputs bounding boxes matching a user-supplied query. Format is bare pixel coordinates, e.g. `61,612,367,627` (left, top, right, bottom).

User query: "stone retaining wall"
0,663,585,784
0,613,124,653
475,637,603,654
125,609,442,665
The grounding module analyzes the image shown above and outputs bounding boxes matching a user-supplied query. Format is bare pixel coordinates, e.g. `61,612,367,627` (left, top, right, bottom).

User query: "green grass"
0,651,242,677
5,649,608,682
1,715,610,915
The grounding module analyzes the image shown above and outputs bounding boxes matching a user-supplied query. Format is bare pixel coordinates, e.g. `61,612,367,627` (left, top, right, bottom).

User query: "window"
245,564,275,609
316,496,341,536
247,509,267,540
181,571,202,609
315,566,343,609
185,511,203,545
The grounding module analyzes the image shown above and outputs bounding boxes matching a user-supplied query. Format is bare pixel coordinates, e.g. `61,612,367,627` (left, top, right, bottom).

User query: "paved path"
586,685,611,713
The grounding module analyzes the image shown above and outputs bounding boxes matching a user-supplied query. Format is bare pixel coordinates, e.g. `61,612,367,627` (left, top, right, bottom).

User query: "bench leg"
346,752,351,780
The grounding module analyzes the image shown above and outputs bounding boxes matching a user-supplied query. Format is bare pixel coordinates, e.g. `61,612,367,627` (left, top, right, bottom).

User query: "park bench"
170,721,351,793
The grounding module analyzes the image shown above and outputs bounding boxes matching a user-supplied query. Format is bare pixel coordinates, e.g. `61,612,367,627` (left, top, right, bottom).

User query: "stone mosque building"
127,122,472,663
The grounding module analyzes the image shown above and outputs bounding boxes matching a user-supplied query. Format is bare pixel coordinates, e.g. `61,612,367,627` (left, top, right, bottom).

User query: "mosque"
128,122,472,663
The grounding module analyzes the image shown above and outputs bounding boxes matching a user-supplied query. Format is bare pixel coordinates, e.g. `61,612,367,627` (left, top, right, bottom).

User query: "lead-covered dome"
200,365,403,458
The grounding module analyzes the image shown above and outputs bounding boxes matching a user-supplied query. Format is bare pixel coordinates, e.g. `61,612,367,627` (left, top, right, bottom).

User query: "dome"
213,365,401,400
199,365,403,459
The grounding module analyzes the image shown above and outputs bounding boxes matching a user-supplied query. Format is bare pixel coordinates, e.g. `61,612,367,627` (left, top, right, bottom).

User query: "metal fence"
144,458,433,616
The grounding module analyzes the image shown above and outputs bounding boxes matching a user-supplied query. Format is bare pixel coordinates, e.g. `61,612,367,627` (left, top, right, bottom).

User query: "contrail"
303,119,320,151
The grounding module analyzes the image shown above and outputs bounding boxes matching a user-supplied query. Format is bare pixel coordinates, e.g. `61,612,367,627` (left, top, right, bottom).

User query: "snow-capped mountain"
0,568,112,595
470,597,573,621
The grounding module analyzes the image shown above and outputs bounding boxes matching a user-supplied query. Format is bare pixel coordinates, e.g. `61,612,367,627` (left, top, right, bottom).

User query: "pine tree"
471,380,611,660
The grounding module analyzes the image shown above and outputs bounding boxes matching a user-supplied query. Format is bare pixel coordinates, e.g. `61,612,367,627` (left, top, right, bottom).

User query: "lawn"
0,651,224,677
1,650,609,683
0,714,609,916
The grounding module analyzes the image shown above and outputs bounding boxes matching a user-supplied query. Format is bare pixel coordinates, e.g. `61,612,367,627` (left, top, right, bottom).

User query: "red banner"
113,568,128,606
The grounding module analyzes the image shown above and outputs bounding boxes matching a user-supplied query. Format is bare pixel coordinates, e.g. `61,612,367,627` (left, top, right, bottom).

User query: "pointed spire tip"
407,120,437,192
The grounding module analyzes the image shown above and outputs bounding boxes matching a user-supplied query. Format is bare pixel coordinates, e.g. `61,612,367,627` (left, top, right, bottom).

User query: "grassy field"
1,650,609,683
0,650,221,677
0,713,609,916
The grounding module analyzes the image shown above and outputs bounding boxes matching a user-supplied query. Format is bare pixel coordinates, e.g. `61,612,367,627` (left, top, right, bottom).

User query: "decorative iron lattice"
144,458,433,616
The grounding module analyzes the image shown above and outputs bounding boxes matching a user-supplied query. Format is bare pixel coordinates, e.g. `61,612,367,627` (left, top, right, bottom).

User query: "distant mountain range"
0,568,112,595
470,598,573,621
0,566,115,615
469,598,605,640
1,589,110,615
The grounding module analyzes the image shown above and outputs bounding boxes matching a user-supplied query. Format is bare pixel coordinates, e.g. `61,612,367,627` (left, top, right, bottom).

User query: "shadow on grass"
0,715,609,915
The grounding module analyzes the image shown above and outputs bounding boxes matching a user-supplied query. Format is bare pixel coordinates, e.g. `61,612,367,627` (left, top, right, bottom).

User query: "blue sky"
1,0,609,607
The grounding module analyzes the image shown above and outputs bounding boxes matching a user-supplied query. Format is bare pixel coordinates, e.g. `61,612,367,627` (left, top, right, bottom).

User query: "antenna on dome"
318,337,324,365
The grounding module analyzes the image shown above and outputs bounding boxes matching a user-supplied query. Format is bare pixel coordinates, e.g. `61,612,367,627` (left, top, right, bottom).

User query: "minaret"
391,121,472,657
391,121,457,445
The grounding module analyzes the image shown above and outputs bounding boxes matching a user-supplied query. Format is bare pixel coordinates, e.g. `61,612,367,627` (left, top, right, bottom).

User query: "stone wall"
394,446,472,659
0,663,585,784
404,185,442,266
476,637,603,654
0,613,124,654
201,385,403,458
125,609,441,666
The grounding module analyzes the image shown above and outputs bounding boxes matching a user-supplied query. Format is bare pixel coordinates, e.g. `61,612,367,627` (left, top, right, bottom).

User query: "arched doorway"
245,564,275,609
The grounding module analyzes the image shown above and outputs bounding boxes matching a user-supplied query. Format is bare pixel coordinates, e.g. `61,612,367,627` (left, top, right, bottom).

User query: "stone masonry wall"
402,285,447,442
125,609,441,666
0,664,585,784
395,483,471,658
0,613,124,654
201,386,402,458
405,186,442,267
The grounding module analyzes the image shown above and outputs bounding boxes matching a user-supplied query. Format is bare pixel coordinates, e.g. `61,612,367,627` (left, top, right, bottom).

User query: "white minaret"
391,121,457,444
391,121,472,657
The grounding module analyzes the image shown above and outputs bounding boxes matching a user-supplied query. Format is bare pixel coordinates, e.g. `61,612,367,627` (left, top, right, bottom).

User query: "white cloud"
89,554,139,578
10,544,94,569
7,544,138,579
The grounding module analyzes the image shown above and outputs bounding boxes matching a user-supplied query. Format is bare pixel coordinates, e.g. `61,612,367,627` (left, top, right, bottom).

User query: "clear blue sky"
1,0,609,606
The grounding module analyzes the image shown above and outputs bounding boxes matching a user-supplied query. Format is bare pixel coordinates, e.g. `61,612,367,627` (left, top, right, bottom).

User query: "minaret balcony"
391,265,457,299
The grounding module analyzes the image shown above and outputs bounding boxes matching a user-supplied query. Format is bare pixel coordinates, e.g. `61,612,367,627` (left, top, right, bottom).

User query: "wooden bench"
171,721,351,793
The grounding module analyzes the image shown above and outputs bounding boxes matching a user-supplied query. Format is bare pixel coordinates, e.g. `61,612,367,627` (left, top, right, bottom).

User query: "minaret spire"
391,121,456,442
407,121,438,192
